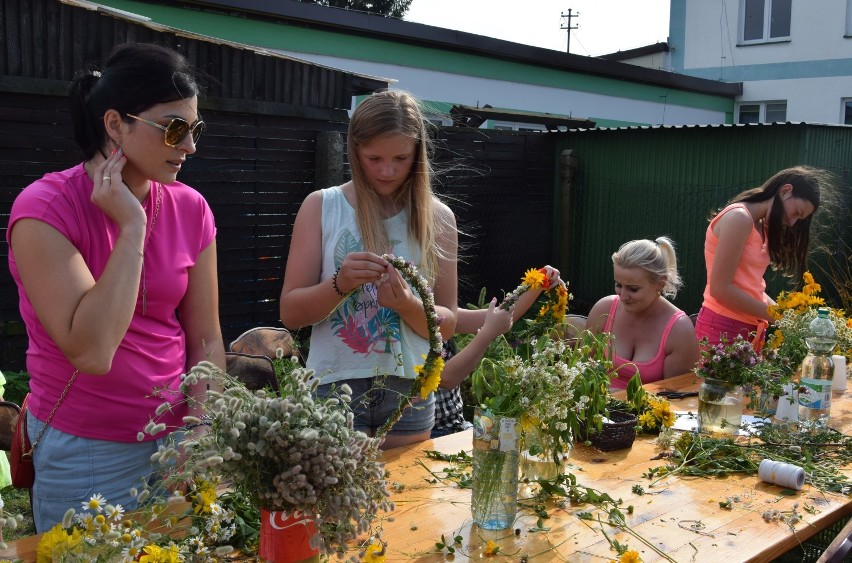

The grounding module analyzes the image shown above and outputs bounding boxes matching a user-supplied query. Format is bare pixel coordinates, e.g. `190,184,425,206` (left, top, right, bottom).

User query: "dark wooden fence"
0,92,558,371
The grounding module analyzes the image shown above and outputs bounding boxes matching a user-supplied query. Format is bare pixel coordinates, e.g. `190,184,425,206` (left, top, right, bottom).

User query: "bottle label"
798,378,832,409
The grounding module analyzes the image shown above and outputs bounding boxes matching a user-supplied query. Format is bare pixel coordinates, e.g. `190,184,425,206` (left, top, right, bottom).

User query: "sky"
404,0,670,58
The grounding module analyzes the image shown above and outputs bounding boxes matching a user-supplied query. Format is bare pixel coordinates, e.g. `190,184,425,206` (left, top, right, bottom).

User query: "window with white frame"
843,99,852,125
740,0,791,43
737,101,787,124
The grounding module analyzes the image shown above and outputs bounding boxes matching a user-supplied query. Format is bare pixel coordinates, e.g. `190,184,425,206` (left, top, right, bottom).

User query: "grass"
2,483,36,541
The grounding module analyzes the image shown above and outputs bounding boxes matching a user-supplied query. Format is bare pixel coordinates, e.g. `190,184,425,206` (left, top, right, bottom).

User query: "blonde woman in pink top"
588,237,699,389
694,166,830,352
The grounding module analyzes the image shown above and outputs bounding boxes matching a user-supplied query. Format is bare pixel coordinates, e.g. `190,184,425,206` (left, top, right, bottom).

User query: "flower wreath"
375,254,445,437
501,267,570,324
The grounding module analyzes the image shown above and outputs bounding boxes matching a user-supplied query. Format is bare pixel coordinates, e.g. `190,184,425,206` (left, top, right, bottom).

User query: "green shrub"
1,370,29,406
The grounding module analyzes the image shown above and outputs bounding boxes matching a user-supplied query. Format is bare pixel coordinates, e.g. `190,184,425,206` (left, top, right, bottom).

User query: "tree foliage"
298,0,413,18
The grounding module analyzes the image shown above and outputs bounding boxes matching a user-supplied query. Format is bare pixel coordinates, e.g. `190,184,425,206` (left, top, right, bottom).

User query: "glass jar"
697,377,744,435
520,426,564,481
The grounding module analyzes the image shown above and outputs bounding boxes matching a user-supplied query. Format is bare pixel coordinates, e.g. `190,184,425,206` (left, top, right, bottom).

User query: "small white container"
774,383,798,422
758,459,806,490
832,355,847,392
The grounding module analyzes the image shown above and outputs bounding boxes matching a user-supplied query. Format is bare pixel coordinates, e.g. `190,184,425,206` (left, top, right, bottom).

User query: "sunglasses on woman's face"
126,113,205,147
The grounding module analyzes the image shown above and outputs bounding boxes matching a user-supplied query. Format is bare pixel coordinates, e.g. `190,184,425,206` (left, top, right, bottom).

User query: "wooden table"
3,374,852,562
376,374,852,562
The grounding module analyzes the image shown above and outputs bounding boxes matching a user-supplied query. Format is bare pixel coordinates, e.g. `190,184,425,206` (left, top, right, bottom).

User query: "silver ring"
102,176,111,181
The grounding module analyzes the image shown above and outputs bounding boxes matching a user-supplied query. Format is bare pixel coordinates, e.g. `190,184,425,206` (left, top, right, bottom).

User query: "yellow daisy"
139,544,182,563
484,540,500,556
36,525,83,563
417,357,444,399
522,268,547,290
363,541,387,563
192,478,218,515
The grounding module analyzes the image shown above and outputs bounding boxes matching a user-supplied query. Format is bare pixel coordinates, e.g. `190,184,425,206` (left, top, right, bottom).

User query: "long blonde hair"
348,90,446,281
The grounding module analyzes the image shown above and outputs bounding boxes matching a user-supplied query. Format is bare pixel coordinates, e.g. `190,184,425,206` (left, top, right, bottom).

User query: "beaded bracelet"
186,414,212,431
332,268,347,297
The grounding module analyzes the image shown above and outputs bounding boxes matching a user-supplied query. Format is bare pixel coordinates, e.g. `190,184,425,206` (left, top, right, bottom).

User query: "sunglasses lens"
165,119,191,146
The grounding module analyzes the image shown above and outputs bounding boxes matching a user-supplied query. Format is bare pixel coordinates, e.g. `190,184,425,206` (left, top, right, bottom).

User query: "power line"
560,8,580,54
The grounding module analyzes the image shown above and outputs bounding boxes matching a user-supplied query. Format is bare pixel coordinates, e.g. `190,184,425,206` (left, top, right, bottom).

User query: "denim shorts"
27,410,173,533
317,376,435,435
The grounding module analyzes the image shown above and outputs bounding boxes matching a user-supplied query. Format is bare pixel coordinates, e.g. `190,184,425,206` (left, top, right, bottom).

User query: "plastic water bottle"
797,307,836,430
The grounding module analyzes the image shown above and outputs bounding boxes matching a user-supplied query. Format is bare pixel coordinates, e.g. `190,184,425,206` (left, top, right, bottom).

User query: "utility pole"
560,9,580,54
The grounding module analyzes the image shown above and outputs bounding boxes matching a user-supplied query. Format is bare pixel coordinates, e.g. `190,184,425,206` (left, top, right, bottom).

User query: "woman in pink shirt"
6,43,225,531
694,167,830,352
588,237,699,389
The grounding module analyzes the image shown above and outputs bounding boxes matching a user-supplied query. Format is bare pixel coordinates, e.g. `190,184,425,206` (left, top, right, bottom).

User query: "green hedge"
1,370,30,406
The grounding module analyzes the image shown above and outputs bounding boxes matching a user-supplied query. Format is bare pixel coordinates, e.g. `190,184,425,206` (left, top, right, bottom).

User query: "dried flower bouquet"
144,360,393,560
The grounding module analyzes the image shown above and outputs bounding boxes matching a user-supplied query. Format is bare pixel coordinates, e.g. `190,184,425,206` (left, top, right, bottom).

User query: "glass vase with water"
698,377,744,434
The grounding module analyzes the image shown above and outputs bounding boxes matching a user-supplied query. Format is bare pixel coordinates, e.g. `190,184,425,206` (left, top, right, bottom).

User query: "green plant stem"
581,515,676,562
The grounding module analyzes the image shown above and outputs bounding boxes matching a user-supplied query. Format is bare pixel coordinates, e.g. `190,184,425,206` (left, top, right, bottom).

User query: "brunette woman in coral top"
694,166,831,352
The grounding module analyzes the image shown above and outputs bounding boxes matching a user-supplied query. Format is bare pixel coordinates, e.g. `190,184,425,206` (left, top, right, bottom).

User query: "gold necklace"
141,184,163,315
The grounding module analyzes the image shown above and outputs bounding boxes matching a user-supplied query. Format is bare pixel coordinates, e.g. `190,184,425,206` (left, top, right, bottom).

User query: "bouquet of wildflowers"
471,334,612,456
768,271,827,368
34,478,244,562
696,334,767,386
696,334,786,408
137,360,392,561
501,267,571,347
471,266,611,462
468,329,612,526
768,271,852,365
615,373,676,433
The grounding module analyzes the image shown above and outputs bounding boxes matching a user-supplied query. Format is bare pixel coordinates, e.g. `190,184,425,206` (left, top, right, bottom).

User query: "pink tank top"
603,296,686,389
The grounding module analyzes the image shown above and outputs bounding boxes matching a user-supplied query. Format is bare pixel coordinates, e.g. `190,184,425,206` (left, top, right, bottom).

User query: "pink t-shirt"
7,163,216,442
701,203,770,326
603,296,686,389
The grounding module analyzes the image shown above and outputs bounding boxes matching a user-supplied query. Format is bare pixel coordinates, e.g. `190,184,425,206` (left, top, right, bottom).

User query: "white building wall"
682,0,850,70
275,50,726,126
675,0,852,124
742,77,852,123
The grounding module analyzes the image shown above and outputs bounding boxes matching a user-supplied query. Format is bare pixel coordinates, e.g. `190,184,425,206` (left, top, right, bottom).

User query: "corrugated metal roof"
577,121,852,133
